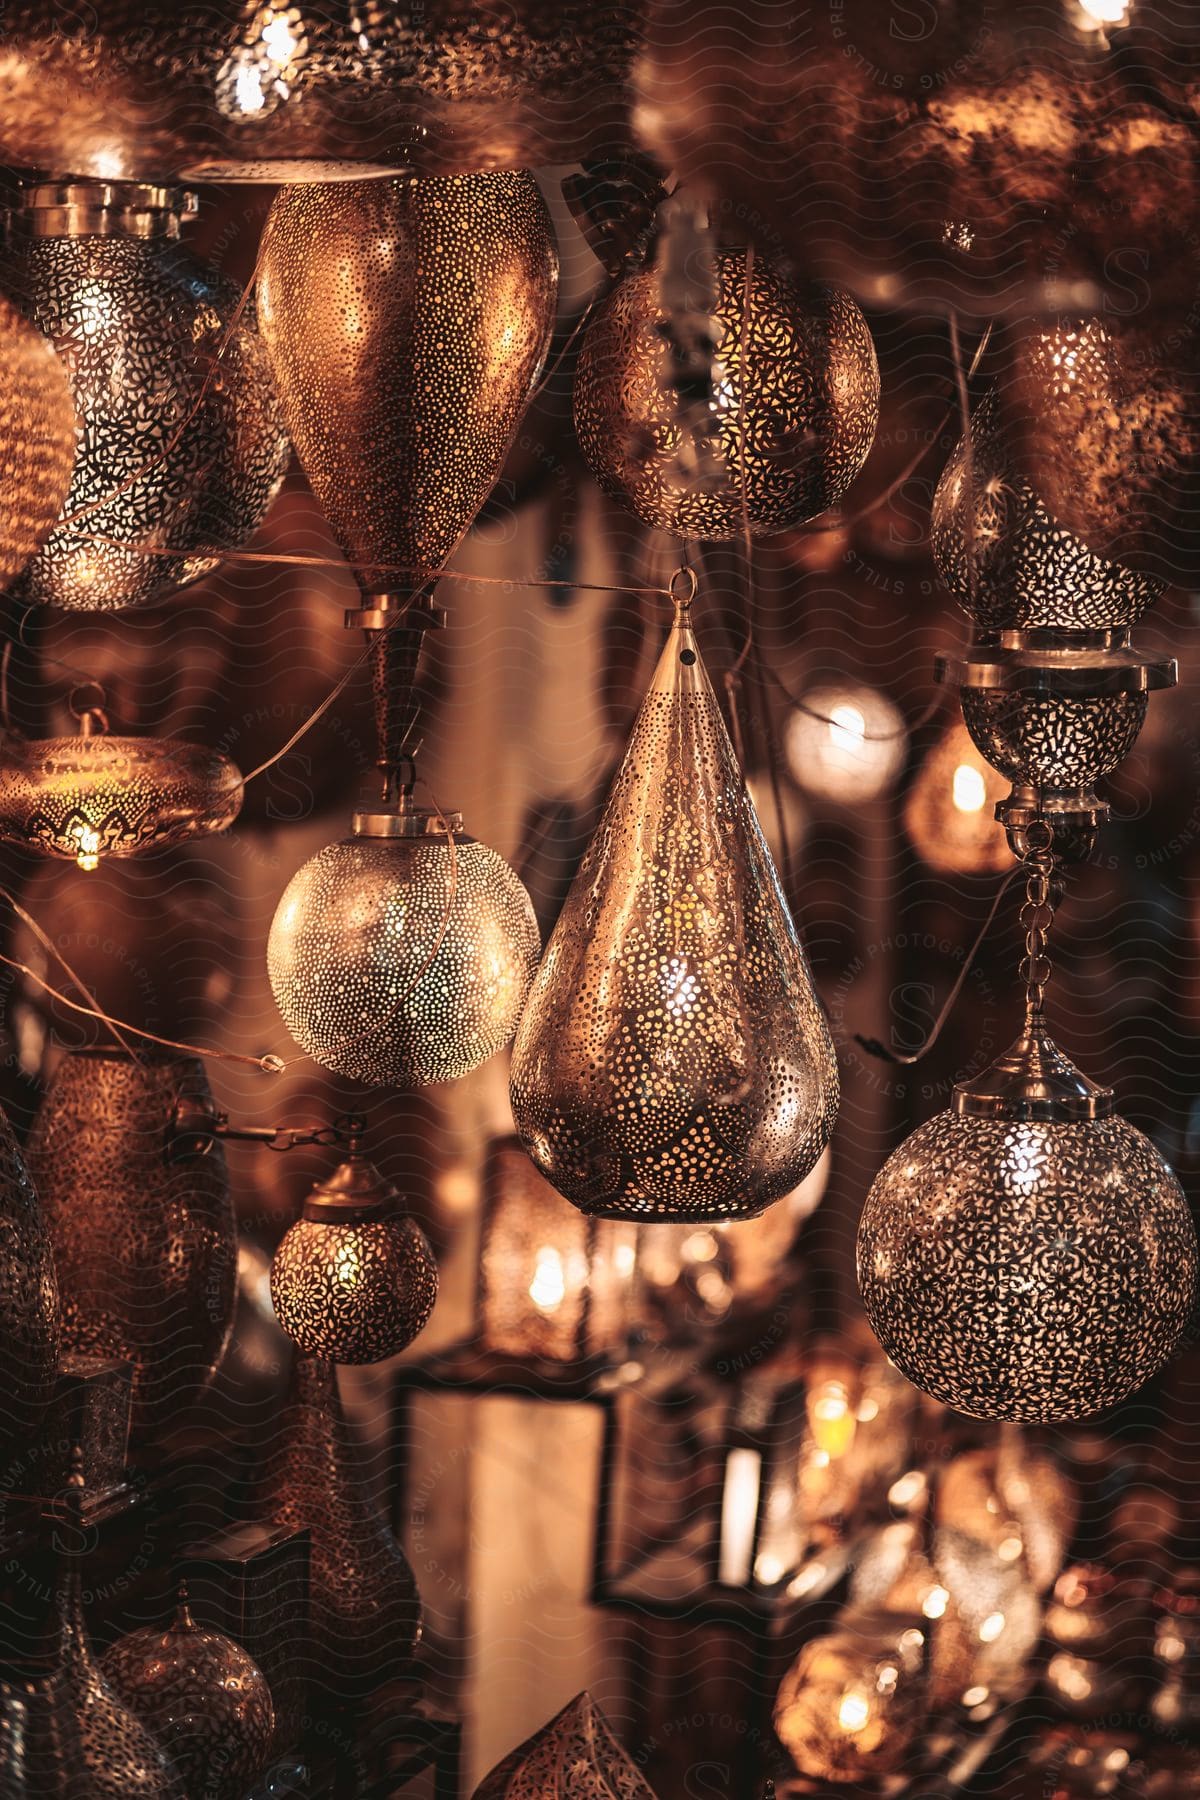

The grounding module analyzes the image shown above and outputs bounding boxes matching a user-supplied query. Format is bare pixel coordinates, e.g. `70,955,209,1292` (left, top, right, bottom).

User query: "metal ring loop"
68,680,108,721
669,566,698,608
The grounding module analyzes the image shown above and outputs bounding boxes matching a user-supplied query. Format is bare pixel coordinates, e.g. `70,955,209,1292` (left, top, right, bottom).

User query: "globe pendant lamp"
509,583,839,1221
573,247,879,541
257,171,558,594
255,1355,422,1706
100,1586,275,1800
0,1102,60,1474
0,698,244,870
0,290,77,589
25,1049,237,1450
9,179,290,612
857,1012,1198,1423
270,1132,438,1363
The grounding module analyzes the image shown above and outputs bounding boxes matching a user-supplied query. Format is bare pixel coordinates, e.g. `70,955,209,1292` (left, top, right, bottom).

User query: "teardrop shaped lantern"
509,587,839,1221
10,179,290,612
26,1049,237,1449
0,290,76,590
255,1356,422,1706
270,1137,438,1363
0,1103,60,1473
100,1587,275,1800
257,172,558,592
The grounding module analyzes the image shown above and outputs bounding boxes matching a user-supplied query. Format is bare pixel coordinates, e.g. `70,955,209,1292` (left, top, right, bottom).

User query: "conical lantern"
509,588,839,1221
257,172,558,592
25,1049,237,1450
270,1141,438,1363
9,179,290,612
100,1586,275,1800
0,1102,60,1474
473,1690,657,1800
0,289,77,589
254,1355,422,1706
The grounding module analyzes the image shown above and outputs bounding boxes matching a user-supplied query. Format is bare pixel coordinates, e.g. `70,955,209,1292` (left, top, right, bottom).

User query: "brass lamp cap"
953,1015,1114,1123
303,1154,401,1225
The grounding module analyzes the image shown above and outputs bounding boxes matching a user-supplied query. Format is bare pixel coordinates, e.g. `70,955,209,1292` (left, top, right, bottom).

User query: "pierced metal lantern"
0,1102,60,1474
473,1690,657,1800
0,715,244,869
857,1019,1199,1423
268,803,539,1088
573,251,879,540
257,173,557,592
270,1146,438,1364
255,1355,422,1706
9,180,289,612
100,1587,275,1800
510,591,839,1222
773,1610,928,1785
25,1049,238,1450
931,392,1163,633
0,290,76,589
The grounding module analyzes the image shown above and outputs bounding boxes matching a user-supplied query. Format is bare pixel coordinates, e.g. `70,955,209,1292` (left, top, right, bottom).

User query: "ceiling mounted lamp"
0,291,77,590
270,1130,438,1364
510,579,839,1222
573,240,879,540
0,694,244,871
9,180,290,612
0,3,641,184
634,1,1200,320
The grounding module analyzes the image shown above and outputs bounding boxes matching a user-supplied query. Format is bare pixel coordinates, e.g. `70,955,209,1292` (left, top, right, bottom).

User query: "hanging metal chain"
1017,816,1062,1018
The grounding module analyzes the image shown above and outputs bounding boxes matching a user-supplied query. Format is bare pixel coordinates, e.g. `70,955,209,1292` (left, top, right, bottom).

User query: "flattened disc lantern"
509,584,839,1221
257,171,558,593
0,291,77,590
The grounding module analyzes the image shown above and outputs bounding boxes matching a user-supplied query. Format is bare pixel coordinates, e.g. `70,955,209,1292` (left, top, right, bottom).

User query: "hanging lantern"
255,1355,422,1706
0,703,244,870
25,1049,238,1450
0,1102,60,1474
99,1587,275,1800
510,584,839,1221
0,290,77,589
903,717,1012,877
857,1016,1198,1423
270,1137,438,1364
931,391,1163,633
773,1610,928,1784
473,1690,658,1800
573,249,879,540
257,171,558,593
784,684,907,806
267,803,540,1088
8,180,289,612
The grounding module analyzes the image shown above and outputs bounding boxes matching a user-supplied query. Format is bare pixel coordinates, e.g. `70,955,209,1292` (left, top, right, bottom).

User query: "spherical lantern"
510,590,839,1221
268,806,540,1088
773,1610,927,1784
10,179,290,612
903,718,1012,877
857,1020,1198,1423
270,1146,438,1364
573,251,878,540
0,291,77,589
931,391,1163,633
100,1589,275,1800
0,715,244,869
784,684,907,805
257,172,557,592
26,1049,237,1449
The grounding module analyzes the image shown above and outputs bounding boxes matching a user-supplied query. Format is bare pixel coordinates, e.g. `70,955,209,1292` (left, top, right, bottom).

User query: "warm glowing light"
528,1245,566,1314
952,762,987,813
837,1687,870,1734
888,1470,926,1509
829,704,866,750
785,684,907,805
978,1612,1006,1644
719,1447,763,1588
922,1585,950,1621
808,1381,857,1459
73,824,101,872
1077,0,1131,25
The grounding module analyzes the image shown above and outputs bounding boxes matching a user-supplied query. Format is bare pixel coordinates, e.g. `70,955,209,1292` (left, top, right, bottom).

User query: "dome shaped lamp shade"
509,590,839,1221
270,1145,438,1364
0,715,244,869
11,179,290,612
257,171,558,593
0,290,77,589
573,250,879,541
100,1587,275,1800
857,1017,1199,1423
267,804,540,1089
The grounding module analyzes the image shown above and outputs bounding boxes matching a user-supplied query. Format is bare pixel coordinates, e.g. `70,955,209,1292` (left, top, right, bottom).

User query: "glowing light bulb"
952,761,987,813
528,1245,566,1314
837,1687,871,1733
1078,0,1130,24
74,824,101,872
808,1380,857,1459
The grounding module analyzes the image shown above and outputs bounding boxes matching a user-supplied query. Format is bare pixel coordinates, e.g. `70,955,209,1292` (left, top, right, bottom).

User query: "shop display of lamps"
510,580,839,1221
8,179,289,612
